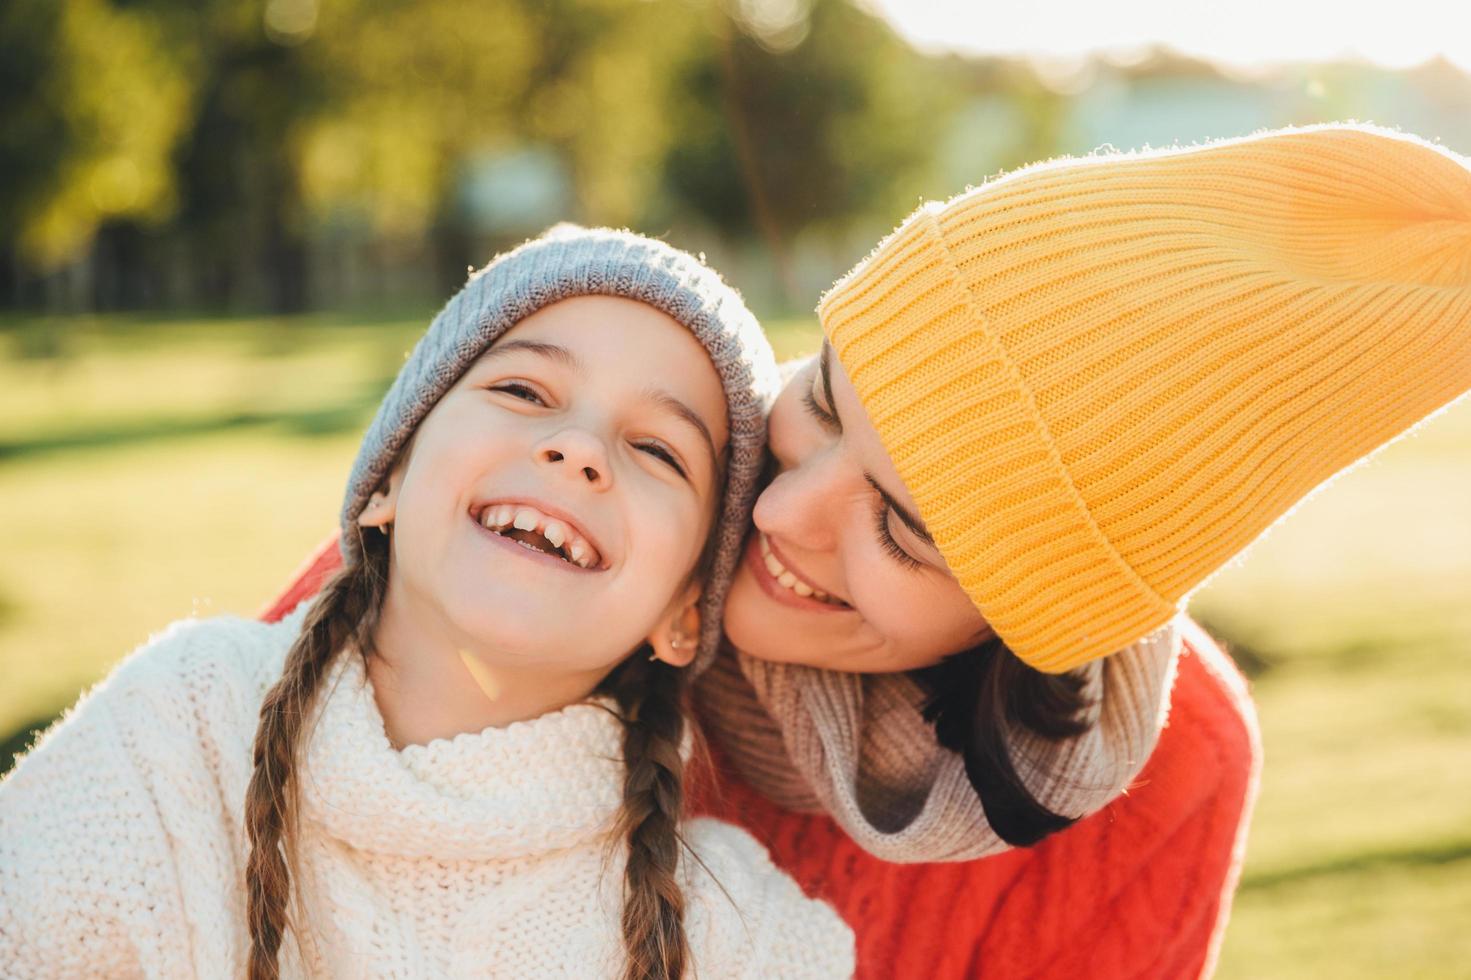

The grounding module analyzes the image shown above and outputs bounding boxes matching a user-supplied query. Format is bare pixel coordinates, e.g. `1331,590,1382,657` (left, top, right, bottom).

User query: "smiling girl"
0,227,854,979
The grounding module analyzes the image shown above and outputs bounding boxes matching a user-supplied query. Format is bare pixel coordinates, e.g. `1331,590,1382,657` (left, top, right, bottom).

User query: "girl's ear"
356,468,404,530
647,585,702,668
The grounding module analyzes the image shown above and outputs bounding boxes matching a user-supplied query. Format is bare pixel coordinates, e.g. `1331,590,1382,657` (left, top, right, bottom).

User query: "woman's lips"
742,532,849,613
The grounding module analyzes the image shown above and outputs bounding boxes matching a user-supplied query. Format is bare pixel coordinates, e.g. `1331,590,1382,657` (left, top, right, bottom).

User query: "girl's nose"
535,428,612,490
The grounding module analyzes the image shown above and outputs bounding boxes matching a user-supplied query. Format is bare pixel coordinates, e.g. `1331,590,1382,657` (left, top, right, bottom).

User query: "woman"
267,123,1470,977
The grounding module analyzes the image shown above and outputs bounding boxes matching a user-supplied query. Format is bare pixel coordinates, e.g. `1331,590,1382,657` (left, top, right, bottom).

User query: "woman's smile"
741,531,850,611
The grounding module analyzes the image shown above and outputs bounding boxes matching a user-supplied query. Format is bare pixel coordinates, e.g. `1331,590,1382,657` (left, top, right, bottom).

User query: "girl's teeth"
792,581,813,597
764,552,784,577
479,503,601,569
777,571,797,588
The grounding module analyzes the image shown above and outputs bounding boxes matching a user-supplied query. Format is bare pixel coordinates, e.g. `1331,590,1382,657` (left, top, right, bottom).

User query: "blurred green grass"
1,314,1468,978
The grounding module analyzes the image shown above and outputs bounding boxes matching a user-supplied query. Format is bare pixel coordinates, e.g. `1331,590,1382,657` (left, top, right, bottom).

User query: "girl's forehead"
493,295,697,353
478,295,730,439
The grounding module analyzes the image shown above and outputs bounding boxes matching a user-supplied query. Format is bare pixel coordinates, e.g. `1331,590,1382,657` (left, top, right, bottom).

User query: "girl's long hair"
914,635,1094,847
587,524,724,980
243,524,701,980
598,655,692,980
244,527,390,979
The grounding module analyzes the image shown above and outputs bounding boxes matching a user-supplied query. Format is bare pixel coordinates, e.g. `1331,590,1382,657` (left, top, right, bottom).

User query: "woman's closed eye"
802,381,838,429
799,364,922,568
873,497,923,570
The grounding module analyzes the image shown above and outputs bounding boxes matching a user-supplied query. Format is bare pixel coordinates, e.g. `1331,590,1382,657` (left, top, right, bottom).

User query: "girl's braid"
243,531,389,980
604,655,691,980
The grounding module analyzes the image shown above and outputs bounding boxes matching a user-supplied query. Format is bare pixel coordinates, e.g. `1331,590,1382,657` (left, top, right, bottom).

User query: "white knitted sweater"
0,610,854,979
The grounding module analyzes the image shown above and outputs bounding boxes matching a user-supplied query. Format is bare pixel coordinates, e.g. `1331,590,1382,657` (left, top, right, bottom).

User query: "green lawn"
2,313,1469,978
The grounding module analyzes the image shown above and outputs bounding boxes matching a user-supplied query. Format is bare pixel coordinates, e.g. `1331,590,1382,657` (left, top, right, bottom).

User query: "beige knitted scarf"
694,622,1181,863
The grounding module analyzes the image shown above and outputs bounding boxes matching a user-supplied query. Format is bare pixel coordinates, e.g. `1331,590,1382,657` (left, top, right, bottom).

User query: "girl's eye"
635,441,686,478
801,379,838,429
873,498,923,571
489,382,545,405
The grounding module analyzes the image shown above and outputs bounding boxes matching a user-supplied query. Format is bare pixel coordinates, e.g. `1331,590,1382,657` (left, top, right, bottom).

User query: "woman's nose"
534,428,612,490
752,452,840,552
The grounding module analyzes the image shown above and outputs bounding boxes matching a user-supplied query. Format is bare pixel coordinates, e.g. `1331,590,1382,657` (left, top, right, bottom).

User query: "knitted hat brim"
342,227,781,674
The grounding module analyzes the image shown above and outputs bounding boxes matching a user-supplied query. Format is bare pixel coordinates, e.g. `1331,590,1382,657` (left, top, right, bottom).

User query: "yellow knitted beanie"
819,125,1471,674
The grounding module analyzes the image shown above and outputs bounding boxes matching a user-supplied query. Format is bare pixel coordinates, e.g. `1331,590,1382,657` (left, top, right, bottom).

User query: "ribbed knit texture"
819,124,1471,672
343,225,782,673
694,622,1178,863
691,618,1261,979
0,611,854,978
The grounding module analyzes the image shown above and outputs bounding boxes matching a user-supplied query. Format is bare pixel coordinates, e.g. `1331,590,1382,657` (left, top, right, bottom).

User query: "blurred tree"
661,0,960,302
298,0,706,295
166,0,328,311
5,0,1469,314
0,0,189,303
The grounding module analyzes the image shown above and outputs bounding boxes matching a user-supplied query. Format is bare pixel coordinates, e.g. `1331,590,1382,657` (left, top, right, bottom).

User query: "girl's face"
371,295,728,675
722,343,992,673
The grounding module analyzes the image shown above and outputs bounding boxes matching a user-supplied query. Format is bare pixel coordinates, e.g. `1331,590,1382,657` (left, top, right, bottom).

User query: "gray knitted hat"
342,224,781,674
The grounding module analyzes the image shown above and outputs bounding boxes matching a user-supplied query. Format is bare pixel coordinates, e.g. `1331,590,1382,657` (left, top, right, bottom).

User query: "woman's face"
722,342,993,672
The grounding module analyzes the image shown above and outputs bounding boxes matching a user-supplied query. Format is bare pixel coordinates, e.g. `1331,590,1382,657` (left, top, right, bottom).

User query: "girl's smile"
470,498,606,570
363,294,731,708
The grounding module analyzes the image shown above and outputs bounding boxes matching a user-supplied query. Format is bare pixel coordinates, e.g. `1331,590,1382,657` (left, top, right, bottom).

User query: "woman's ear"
356,469,404,531
647,585,703,668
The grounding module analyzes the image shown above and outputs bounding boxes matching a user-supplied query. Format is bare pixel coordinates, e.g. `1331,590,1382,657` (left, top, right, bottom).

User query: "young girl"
0,226,855,979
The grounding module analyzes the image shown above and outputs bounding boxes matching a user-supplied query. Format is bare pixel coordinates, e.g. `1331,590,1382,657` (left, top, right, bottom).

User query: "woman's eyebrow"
482,339,583,370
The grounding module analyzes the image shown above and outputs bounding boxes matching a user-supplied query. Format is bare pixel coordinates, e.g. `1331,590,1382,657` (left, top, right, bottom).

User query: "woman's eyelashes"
486,380,689,479
801,369,920,569
873,498,924,570
802,380,838,429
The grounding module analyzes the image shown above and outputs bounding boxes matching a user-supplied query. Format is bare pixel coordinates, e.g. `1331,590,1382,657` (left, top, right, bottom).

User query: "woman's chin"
721,568,832,667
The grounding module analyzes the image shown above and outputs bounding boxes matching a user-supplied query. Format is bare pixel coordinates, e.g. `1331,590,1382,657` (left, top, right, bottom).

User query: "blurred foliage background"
2,0,1469,977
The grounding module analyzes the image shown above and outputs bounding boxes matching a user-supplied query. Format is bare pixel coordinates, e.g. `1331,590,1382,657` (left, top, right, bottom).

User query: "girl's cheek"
631,489,706,563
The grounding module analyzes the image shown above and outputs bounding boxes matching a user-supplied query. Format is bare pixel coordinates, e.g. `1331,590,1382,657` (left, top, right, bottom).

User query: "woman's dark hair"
914,634,1094,847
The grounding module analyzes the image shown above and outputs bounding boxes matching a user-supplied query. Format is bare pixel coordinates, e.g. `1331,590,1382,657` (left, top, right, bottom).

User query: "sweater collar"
693,619,1181,863
298,650,626,860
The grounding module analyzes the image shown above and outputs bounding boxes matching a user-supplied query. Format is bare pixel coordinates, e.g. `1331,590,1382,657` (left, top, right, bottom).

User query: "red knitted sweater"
263,537,1260,979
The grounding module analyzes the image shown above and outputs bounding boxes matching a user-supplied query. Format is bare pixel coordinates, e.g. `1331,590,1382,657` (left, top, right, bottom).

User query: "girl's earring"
655,632,688,662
